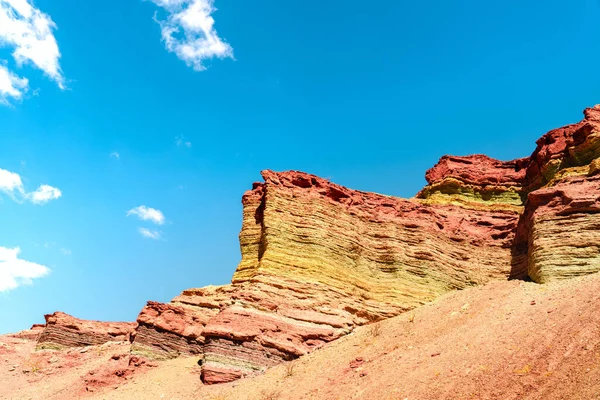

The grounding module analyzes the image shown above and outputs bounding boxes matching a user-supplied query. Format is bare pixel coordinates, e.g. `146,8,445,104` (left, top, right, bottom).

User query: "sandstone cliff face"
132,172,523,383
515,106,600,282
524,177,600,283
37,105,600,385
198,170,523,383
131,285,234,359
37,312,136,350
418,154,527,209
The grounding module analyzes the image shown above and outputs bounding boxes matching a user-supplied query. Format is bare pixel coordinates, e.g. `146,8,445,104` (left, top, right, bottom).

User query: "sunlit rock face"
515,106,600,283
131,286,235,359
36,312,135,350
196,170,521,383
131,171,522,383
418,154,528,209
129,105,600,384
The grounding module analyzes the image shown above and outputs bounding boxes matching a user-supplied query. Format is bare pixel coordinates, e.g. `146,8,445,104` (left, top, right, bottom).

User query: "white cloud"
28,184,61,204
0,167,61,204
138,227,162,240
127,205,165,225
0,63,27,104
0,246,50,292
175,135,191,148
0,0,65,89
60,248,71,255
0,167,24,196
150,0,233,71
110,152,120,159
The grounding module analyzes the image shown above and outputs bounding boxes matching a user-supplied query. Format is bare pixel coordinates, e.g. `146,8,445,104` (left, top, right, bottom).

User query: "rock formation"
37,312,136,350
515,106,600,283
132,165,528,383
34,104,600,385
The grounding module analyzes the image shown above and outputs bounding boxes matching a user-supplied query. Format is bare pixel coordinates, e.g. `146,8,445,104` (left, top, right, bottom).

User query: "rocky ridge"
31,105,600,385
37,312,135,350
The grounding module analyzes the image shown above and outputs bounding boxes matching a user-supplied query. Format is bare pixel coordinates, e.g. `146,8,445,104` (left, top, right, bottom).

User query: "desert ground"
3,273,600,400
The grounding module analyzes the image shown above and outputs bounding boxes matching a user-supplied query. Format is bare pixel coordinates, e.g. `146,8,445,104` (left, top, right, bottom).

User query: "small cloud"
0,168,61,205
0,246,50,292
28,184,61,204
110,152,120,159
149,0,234,71
175,135,192,148
138,227,162,240
60,248,71,256
0,64,28,105
127,205,165,225
0,167,25,197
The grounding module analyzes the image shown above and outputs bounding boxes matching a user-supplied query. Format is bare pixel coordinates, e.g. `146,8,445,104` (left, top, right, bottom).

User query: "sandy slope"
3,274,600,400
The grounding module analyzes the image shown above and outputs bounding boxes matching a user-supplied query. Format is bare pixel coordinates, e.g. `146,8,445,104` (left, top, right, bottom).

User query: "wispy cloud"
0,246,50,292
0,167,61,204
149,0,233,71
138,227,162,240
60,248,71,256
175,135,191,148
0,0,65,88
127,205,165,225
0,63,27,104
110,152,120,159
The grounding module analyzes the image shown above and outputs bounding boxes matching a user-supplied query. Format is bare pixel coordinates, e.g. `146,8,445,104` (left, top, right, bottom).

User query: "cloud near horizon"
0,167,61,204
0,0,65,104
150,0,233,71
127,205,165,225
0,246,50,292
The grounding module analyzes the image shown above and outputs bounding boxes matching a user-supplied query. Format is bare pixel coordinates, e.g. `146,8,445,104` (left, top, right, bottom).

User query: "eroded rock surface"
37,312,136,350
515,106,600,282
35,105,600,385
131,286,234,359
133,170,523,383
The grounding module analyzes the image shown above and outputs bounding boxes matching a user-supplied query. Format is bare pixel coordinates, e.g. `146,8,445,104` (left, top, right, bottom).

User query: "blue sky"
1,0,600,334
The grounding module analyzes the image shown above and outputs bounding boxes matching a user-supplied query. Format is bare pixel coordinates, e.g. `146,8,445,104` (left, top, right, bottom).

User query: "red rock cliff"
40,104,600,385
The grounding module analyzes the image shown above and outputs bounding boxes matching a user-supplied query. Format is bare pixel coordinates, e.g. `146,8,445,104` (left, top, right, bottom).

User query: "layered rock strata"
514,106,600,282
92,105,600,383
131,286,234,359
417,154,527,209
133,168,523,383
523,176,600,283
36,312,136,350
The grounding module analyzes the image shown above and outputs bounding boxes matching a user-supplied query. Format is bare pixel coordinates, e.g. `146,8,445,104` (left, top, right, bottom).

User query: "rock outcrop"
133,169,524,382
34,105,600,385
131,286,234,359
418,154,528,209
37,312,136,350
515,106,600,282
